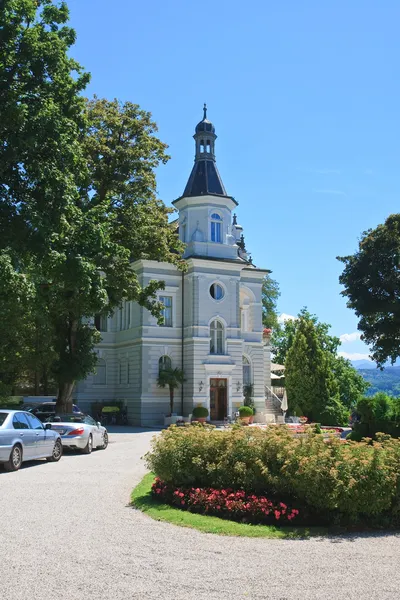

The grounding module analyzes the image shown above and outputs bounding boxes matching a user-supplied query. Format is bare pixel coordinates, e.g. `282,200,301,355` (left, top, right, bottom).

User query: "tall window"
94,314,108,332
160,296,173,327
159,355,172,374
93,358,106,385
210,320,224,355
210,213,222,243
243,356,251,385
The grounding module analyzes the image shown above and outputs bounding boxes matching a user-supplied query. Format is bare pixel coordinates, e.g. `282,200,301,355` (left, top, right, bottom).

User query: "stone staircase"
264,386,284,423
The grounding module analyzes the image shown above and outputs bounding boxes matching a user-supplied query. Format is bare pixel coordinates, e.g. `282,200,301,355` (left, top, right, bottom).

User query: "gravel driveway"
0,427,399,600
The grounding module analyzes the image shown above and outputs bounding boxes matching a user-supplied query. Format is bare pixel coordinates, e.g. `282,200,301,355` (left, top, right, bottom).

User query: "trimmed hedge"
145,424,400,526
238,405,253,417
192,406,209,418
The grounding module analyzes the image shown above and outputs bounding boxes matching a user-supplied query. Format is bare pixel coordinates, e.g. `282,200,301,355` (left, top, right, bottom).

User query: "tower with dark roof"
173,106,242,262
183,104,228,198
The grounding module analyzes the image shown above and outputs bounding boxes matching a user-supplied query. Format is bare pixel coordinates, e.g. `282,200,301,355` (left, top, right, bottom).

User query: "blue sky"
68,0,400,361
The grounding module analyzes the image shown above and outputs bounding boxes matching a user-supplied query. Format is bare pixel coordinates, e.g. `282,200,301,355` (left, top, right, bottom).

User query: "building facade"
76,107,272,425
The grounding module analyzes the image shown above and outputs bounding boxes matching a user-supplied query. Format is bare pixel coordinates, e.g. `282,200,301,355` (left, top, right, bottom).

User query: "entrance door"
210,379,227,420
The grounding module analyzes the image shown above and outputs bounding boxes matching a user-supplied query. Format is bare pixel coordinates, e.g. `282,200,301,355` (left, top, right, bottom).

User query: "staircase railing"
265,385,283,412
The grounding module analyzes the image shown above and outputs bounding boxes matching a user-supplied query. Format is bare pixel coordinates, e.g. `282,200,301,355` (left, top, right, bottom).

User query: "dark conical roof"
183,160,227,197
182,104,227,197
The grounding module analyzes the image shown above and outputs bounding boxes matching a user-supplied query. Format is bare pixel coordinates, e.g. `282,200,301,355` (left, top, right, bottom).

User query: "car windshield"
46,414,85,423
0,412,9,427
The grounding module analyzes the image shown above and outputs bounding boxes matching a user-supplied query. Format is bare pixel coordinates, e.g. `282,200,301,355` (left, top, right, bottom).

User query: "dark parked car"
22,402,82,423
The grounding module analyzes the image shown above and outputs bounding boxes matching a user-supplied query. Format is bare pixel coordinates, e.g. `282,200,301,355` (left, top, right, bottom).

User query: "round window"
210,283,224,300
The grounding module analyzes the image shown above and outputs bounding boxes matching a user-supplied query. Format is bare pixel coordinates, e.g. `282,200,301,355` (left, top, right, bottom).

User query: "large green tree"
0,1,183,412
272,308,367,413
0,252,35,397
271,307,340,365
261,274,280,329
338,214,400,367
285,317,349,425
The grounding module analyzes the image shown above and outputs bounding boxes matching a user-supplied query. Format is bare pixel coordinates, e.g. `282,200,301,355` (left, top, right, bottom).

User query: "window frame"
210,319,225,355
159,295,173,327
209,282,225,301
159,355,172,374
93,358,107,385
210,212,223,244
242,356,252,386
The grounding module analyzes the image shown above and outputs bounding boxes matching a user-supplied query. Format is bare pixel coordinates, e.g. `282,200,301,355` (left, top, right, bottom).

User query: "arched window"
206,139,211,153
210,213,222,243
93,358,106,385
210,320,224,355
200,139,205,153
243,356,252,386
159,355,172,374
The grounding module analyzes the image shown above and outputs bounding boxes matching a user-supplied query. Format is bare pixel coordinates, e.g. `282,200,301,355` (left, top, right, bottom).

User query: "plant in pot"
192,406,209,424
238,405,253,425
157,367,185,426
243,384,254,423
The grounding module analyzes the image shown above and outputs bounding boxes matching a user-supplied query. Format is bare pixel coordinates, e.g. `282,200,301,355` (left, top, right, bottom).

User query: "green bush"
145,425,400,525
238,405,253,417
353,392,400,439
192,406,209,418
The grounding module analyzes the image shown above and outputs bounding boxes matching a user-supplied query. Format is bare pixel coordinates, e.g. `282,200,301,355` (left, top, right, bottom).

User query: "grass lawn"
131,472,328,539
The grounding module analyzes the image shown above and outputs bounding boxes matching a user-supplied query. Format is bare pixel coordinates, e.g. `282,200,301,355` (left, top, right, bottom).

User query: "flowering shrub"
145,424,400,525
151,478,299,525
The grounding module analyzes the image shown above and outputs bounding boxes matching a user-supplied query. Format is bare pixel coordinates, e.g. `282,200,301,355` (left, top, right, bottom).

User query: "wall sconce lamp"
236,381,242,392
198,381,204,392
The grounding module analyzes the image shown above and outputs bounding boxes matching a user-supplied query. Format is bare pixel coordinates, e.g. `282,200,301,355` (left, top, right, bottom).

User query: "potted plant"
238,405,253,425
192,406,209,423
157,367,185,427
243,384,254,423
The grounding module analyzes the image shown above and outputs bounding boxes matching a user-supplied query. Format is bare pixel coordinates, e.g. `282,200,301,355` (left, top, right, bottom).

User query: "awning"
270,373,283,380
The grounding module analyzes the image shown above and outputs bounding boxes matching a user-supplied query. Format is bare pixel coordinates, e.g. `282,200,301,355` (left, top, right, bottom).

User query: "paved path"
1,428,399,600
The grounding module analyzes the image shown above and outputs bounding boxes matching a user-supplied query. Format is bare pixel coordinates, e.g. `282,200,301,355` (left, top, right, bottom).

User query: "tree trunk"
169,387,174,415
34,370,40,396
42,368,49,396
56,317,78,414
56,381,75,414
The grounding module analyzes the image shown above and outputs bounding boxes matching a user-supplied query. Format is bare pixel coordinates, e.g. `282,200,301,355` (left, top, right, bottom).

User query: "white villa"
75,106,279,426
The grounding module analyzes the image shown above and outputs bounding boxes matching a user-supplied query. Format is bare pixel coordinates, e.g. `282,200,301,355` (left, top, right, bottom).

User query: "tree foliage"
0,1,184,411
0,252,35,396
338,214,400,366
157,367,186,415
285,317,349,425
274,309,366,420
261,274,280,329
271,308,340,365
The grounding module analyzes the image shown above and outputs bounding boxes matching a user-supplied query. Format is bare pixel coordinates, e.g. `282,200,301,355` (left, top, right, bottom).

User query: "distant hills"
351,360,400,397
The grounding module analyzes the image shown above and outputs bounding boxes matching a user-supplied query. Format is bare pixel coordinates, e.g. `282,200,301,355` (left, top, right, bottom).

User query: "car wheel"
82,434,93,454
4,445,23,472
47,439,63,462
100,431,109,450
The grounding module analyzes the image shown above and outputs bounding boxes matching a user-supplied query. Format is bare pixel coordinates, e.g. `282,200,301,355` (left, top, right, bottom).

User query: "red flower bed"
151,478,299,525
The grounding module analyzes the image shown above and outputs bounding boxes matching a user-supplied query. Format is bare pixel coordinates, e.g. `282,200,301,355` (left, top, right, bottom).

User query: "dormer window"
210,213,222,243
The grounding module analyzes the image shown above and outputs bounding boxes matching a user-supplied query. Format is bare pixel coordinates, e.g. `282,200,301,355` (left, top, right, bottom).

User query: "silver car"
0,410,63,472
46,414,109,453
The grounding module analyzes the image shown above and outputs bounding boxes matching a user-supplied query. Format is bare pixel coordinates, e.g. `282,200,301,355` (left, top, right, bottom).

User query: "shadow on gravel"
105,426,162,435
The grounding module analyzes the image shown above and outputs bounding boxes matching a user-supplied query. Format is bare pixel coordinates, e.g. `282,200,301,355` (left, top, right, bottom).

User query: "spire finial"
203,103,207,120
